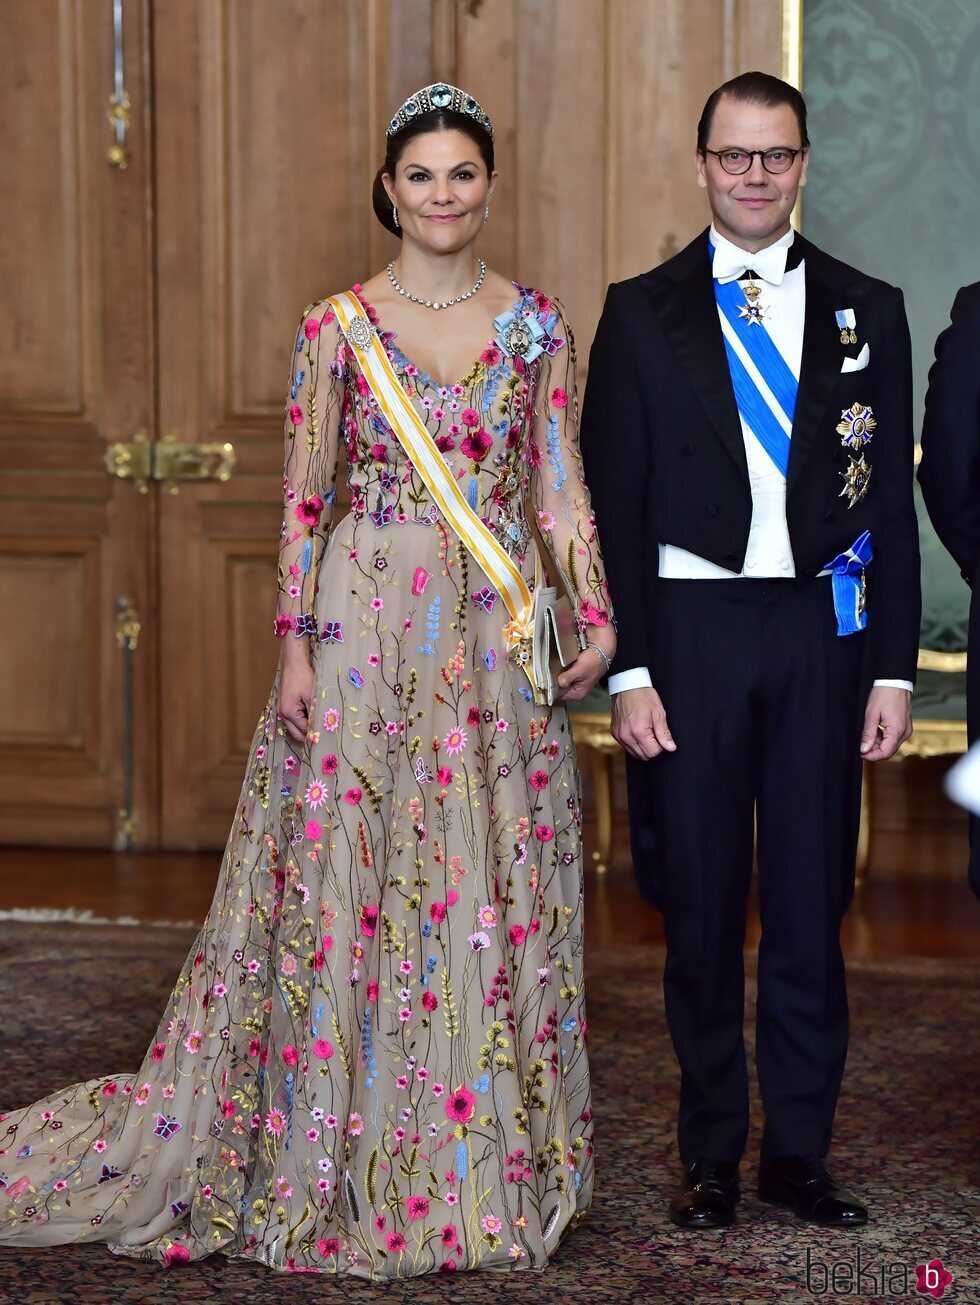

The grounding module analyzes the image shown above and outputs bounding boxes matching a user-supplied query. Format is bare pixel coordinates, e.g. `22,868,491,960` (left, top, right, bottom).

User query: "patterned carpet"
1,921,978,1303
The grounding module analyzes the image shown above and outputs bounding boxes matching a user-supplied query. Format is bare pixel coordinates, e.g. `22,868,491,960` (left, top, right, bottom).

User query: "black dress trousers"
628,575,868,1163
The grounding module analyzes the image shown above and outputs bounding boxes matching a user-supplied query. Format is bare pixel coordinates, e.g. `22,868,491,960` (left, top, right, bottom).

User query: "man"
919,284,980,899
581,72,920,1230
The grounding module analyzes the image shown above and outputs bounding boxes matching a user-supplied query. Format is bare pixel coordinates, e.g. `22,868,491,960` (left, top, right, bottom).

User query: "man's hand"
860,686,913,762
611,685,677,760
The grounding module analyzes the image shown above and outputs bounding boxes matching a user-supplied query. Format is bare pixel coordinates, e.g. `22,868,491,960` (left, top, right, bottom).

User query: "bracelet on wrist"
585,640,612,673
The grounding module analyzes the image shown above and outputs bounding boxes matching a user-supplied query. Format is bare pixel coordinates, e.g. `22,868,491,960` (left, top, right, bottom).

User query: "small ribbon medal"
835,308,857,344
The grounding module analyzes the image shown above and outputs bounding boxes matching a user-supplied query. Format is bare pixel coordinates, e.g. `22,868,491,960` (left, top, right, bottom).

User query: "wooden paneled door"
0,0,160,848
0,0,785,853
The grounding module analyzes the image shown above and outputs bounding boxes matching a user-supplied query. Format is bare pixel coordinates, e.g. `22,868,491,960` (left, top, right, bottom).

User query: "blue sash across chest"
713,274,799,477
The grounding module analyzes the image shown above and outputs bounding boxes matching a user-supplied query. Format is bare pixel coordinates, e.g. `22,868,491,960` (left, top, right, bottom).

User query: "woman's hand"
278,645,315,745
555,625,617,703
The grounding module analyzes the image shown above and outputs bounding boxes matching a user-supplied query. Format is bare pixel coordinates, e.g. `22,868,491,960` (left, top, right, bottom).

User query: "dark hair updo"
372,109,496,239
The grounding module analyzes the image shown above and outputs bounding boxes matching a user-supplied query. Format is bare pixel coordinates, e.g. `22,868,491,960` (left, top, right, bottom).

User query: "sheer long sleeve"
274,301,344,642
529,302,613,632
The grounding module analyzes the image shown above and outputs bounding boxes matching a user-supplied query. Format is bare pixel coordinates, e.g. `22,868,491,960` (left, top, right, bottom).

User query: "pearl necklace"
386,258,486,310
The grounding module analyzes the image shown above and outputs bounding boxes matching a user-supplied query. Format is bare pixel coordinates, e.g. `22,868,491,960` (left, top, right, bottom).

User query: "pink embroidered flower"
441,1223,458,1246
360,903,378,936
322,708,340,731
550,387,568,408
321,754,338,775
317,1236,341,1258
289,404,304,426
478,905,497,927
443,727,468,756
436,765,453,785
421,990,438,1011
509,924,527,946
305,819,322,840
580,600,609,627
435,434,456,452
344,787,363,805
367,979,380,1001
265,1109,286,1137
295,495,324,527
151,1042,167,1062
304,781,327,810
184,1031,203,1054
479,345,501,365
164,1243,191,1266
461,428,492,462
313,1039,334,1060
407,1195,429,1220
280,953,298,976
386,1232,407,1253
445,1085,476,1124
537,509,556,532
528,770,549,791
461,407,480,428
430,901,447,924
282,1045,299,1066
304,316,321,340
535,824,555,842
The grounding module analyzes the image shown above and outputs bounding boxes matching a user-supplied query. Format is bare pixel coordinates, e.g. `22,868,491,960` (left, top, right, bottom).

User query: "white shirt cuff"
607,667,653,695
873,679,914,693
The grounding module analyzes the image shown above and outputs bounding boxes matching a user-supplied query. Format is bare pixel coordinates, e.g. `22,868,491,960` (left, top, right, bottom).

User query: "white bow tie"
712,241,789,287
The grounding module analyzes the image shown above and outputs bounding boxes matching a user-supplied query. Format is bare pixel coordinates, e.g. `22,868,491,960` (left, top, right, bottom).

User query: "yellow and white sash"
327,290,542,694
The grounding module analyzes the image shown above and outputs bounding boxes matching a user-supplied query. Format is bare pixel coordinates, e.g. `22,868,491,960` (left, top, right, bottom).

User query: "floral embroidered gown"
0,283,612,1278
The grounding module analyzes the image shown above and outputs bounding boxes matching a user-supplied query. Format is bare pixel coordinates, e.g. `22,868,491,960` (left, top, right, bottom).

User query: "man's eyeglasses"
701,147,805,176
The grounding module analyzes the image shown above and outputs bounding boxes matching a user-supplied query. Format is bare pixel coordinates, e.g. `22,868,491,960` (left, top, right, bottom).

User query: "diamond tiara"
387,83,493,138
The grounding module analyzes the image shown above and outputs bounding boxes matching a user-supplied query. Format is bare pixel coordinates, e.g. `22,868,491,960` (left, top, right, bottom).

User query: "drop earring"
483,205,490,224
392,203,399,229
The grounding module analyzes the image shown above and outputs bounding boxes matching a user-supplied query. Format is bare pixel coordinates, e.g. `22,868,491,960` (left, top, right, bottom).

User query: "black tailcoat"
919,281,980,898
580,229,921,1161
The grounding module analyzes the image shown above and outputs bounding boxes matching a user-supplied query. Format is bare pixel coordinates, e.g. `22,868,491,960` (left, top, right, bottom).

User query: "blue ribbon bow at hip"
822,530,872,636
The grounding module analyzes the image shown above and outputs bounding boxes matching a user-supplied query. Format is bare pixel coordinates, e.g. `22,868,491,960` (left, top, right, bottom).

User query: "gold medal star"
839,455,872,508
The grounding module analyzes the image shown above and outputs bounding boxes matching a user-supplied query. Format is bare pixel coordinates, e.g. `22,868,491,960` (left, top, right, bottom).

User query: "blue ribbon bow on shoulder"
823,530,872,636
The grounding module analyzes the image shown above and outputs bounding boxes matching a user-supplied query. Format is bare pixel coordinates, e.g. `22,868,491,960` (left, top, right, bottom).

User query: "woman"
0,83,614,1278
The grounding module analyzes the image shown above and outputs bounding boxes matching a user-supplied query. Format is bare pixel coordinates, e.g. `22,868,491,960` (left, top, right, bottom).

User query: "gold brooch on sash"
738,280,769,327
839,454,871,509
347,315,374,351
836,402,876,451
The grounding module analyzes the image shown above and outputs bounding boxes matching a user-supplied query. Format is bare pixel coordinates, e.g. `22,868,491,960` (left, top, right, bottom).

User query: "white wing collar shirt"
608,226,912,696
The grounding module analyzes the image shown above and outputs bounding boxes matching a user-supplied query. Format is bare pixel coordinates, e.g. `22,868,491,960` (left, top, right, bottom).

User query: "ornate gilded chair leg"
592,750,613,873
855,762,871,889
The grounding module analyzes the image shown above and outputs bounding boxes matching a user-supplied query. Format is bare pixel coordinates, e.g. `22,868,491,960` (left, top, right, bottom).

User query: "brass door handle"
104,430,236,493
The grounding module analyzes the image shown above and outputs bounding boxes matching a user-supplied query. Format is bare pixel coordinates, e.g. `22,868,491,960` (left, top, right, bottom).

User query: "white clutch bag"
531,582,583,706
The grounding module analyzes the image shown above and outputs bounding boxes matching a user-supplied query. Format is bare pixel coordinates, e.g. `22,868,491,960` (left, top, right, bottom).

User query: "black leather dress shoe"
669,1159,740,1229
758,1156,868,1226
